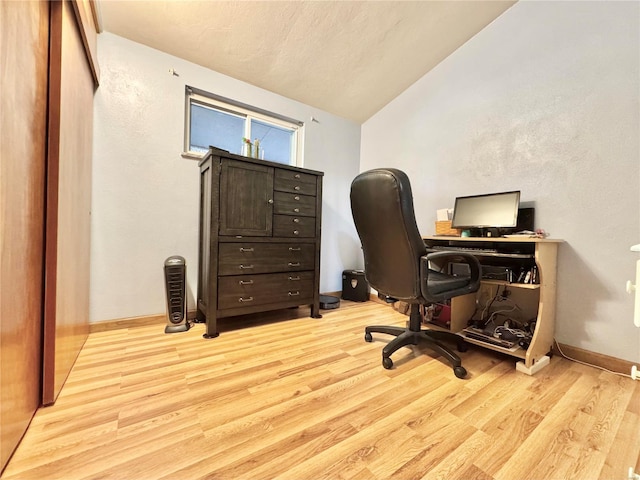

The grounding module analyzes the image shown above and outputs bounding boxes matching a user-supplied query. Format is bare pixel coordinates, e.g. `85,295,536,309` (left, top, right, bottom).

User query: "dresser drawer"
274,169,317,196
218,243,315,275
273,191,316,217
217,271,314,310
273,215,315,238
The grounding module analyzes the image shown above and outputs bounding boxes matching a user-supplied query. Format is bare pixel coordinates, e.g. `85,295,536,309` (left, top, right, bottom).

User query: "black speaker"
164,256,190,333
481,265,512,282
516,207,535,232
448,262,471,277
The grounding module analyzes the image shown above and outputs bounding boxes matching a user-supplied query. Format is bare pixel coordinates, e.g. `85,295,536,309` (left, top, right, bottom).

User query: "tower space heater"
164,255,189,333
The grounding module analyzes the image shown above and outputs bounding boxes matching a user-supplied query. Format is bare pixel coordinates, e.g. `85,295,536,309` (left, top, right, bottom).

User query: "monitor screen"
451,191,521,229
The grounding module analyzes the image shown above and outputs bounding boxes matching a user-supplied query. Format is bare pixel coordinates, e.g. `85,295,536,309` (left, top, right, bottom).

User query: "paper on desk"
436,208,453,221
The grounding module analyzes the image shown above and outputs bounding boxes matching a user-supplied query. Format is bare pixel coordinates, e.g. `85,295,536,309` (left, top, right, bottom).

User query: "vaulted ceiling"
97,1,515,123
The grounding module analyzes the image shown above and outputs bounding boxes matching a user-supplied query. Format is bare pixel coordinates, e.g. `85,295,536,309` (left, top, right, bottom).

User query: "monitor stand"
468,228,500,238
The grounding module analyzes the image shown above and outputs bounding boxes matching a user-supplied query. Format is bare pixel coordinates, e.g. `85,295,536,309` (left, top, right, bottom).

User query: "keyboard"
427,245,533,259
430,245,498,254
462,328,517,348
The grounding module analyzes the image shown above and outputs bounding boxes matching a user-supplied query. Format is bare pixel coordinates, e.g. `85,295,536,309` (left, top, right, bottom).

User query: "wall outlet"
632,365,639,381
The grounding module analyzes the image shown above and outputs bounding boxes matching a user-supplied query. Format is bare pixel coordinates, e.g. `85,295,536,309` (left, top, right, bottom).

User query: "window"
184,86,304,166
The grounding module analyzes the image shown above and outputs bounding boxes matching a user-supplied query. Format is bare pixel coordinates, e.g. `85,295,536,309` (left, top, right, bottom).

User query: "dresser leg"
311,304,322,319
203,317,219,338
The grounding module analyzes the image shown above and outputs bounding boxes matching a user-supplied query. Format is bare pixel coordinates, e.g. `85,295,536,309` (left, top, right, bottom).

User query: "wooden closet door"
42,0,97,405
0,0,50,472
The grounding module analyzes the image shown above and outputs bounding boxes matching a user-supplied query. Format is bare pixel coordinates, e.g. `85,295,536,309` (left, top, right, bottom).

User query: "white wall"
361,1,640,362
91,33,362,322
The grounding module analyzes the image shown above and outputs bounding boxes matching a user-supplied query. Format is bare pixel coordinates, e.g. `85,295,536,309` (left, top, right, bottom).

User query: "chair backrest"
350,168,427,301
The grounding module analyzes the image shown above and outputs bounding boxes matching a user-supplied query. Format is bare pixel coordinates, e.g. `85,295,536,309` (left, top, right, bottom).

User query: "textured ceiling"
97,1,515,123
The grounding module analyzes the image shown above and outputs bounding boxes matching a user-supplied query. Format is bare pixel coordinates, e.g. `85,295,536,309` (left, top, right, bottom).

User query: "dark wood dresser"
197,147,324,338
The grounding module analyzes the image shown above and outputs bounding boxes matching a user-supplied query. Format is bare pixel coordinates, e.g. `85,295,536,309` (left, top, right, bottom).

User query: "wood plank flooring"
2,300,639,480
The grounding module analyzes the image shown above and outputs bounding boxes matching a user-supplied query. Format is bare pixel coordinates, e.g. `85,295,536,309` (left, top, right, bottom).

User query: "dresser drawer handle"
288,291,300,296
239,280,254,285
293,218,300,223
288,262,300,267
239,247,254,252
294,186,300,191
293,230,299,235
239,264,254,269
294,174,301,179
289,247,301,251
293,208,300,213
294,196,300,201
239,296,254,303
288,276,301,281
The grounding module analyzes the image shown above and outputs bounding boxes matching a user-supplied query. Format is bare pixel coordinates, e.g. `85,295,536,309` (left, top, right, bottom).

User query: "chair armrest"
423,251,482,279
419,251,482,303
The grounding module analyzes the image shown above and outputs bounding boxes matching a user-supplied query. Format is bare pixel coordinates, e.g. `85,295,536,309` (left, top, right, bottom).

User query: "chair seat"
427,269,471,295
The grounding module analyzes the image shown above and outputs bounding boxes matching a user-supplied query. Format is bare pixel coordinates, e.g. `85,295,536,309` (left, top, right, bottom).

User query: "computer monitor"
451,191,520,235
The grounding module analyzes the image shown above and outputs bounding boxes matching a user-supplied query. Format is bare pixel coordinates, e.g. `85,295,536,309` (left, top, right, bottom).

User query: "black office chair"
350,168,481,378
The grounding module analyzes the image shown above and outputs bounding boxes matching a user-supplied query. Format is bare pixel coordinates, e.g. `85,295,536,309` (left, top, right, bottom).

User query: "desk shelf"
481,279,540,290
459,335,527,359
424,235,563,374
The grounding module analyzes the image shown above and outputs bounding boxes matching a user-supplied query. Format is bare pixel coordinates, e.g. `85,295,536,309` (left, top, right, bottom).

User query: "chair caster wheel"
364,332,373,342
454,366,467,379
382,357,393,369
457,340,468,352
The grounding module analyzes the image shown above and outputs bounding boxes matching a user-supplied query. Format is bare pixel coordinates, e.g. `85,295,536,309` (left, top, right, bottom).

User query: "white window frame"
183,86,304,167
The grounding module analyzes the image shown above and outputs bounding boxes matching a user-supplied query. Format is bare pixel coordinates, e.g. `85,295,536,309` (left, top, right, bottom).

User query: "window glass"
185,87,303,166
189,103,244,155
250,119,295,165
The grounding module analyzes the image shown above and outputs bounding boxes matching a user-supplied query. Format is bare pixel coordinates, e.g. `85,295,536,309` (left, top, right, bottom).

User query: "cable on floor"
553,339,632,379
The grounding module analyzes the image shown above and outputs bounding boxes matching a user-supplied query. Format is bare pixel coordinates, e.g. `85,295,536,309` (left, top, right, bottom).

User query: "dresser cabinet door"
219,160,274,236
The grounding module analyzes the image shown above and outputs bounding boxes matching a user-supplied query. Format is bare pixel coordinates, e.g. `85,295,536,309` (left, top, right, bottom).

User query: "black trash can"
342,270,370,302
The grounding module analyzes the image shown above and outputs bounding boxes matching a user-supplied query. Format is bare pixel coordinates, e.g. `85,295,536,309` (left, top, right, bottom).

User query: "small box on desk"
342,270,370,302
435,221,461,236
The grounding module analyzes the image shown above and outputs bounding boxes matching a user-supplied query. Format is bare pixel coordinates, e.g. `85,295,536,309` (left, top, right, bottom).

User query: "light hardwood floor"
2,301,639,480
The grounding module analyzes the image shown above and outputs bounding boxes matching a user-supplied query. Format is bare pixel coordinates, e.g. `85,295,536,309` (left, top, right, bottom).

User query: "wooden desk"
423,236,563,374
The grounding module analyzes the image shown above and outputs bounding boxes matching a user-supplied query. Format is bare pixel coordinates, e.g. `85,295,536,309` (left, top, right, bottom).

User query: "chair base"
364,304,468,378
